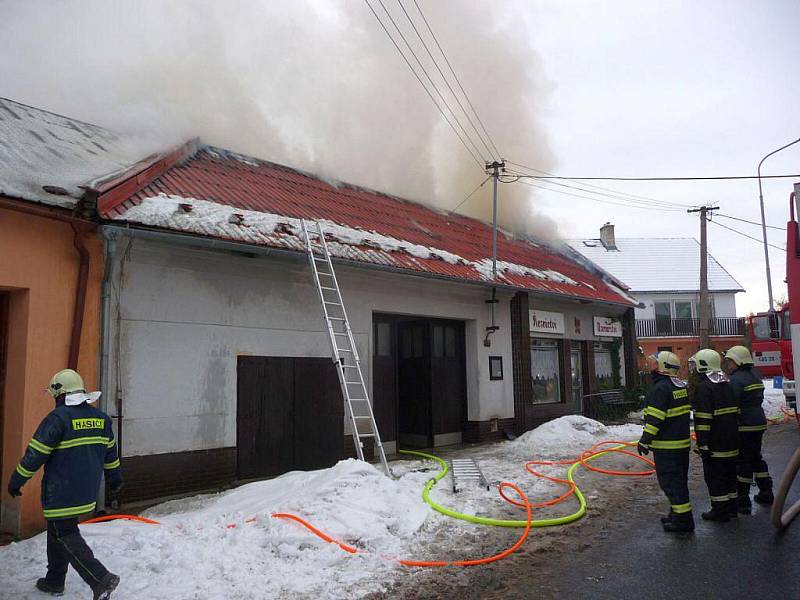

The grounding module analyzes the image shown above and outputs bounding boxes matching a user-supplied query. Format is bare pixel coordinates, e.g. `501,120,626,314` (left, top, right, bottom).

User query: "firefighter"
724,345,773,513
690,349,740,522
637,351,694,532
6,369,122,600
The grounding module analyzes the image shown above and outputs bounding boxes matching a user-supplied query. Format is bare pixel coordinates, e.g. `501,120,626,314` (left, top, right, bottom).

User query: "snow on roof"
566,237,744,293
101,146,635,306
0,97,160,209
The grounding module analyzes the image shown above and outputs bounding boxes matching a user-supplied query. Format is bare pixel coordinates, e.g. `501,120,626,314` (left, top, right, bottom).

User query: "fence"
636,317,745,338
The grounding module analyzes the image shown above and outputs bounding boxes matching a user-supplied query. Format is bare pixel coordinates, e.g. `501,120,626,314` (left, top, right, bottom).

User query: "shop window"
593,342,615,390
531,338,561,404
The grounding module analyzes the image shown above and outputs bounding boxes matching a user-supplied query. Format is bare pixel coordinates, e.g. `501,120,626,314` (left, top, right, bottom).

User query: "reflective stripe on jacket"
8,402,122,519
640,373,691,452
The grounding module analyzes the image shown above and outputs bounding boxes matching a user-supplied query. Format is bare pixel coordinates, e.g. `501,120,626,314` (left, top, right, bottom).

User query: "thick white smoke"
0,0,557,235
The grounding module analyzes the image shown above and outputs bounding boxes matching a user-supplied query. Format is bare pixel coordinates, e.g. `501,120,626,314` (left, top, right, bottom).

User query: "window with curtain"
531,338,561,404
593,342,614,390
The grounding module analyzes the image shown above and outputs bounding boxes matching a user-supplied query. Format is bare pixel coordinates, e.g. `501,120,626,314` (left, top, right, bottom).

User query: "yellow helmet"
650,351,681,376
724,345,754,366
691,349,722,373
47,369,85,398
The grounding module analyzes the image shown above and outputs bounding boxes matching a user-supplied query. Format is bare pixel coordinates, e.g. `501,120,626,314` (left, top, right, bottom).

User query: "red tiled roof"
100,146,633,306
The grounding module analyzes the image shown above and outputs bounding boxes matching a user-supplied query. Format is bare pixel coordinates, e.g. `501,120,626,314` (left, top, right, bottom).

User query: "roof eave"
101,223,636,309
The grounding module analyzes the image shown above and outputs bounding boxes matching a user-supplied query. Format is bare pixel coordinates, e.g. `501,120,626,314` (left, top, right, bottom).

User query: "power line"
410,0,502,158
513,173,800,182
448,175,491,213
396,0,495,159
715,213,786,231
514,178,685,212
709,219,785,251
506,160,691,208
505,166,687,210
372,0,488,164
362,0,484,168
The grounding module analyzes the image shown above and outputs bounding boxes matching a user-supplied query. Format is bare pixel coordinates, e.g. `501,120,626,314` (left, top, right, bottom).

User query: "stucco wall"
634,291,738,319
0,202,103,537
106,236,518,457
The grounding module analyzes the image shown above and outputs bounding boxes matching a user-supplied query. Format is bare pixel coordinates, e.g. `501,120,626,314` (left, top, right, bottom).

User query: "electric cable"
448,175,491,213
513,173,800,182
716,213,786,232
708,219,785,251
362,0,484,168
407,0,501,159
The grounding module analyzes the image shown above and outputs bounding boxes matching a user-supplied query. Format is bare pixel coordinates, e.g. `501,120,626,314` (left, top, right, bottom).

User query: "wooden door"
237,356,294,479
430,320,466,436
372,316,398,442
237,356,343,479
293,358,343,470
398,321,431,447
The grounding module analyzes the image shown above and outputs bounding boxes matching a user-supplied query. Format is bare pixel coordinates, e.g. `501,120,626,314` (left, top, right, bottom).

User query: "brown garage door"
237,356,343,479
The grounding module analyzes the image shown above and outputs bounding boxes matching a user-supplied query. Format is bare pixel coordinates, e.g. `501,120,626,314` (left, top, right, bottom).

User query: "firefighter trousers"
701,455,737,510
653,450,692,520
45,517,110,589
737,430,772,493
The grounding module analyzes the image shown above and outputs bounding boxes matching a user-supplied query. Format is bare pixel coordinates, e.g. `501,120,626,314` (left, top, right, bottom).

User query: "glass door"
570,344,583,412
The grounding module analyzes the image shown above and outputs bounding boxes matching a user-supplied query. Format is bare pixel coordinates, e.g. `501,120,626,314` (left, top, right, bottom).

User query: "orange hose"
83,514,161,525
272,481,532,567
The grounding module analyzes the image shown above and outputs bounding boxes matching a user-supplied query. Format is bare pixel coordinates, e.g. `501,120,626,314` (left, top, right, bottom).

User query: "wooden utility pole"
688,205,719,348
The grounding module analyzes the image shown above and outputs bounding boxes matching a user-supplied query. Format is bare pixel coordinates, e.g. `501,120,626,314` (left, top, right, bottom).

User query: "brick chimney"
600,222,617,250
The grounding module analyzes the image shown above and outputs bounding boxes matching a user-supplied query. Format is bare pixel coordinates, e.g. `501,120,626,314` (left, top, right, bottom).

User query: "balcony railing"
636,317,745,338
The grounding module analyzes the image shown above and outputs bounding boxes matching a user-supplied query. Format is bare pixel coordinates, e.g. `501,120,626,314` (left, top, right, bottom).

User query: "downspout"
100,228,120,509
68,223,91,370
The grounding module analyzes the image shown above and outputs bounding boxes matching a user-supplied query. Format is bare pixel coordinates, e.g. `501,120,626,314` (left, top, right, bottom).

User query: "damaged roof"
100,144,634,306
0,97,160,209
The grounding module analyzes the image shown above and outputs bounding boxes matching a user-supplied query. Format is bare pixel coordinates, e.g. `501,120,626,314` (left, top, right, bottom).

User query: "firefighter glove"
637,442,649,456
7,483,22,498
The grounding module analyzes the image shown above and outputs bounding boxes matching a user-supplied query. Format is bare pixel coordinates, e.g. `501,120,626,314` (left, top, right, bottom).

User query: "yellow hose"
400,445,632,528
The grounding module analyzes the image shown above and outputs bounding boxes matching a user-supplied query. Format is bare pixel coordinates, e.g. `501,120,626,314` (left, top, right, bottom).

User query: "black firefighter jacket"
639,373,691,452
693,373,740,458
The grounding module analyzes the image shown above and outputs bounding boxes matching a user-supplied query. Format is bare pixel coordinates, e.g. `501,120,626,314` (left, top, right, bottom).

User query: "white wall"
634,291,739,319
107,237,516,456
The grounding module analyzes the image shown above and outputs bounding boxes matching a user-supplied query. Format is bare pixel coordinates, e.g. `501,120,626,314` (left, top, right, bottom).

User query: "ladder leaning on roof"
300,219,390,476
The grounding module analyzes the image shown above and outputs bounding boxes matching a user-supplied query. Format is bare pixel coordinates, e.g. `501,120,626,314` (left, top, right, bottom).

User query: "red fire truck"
748,308,791,378
783,182,800,406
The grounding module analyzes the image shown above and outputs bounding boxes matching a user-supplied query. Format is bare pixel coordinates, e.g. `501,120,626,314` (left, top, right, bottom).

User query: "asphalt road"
545,423,800,600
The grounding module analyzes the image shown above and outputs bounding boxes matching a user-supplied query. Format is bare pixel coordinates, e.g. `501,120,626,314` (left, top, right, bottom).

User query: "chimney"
600,222,617,250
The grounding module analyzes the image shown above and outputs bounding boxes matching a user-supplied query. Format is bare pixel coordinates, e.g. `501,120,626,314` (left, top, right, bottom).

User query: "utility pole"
688,205,719,348
486,160,505,279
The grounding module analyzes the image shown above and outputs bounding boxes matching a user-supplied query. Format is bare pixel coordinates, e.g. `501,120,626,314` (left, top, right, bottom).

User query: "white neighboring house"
567,224,745,360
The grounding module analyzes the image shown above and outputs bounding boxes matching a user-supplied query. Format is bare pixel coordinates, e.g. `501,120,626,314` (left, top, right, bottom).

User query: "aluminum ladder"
301,219,390,475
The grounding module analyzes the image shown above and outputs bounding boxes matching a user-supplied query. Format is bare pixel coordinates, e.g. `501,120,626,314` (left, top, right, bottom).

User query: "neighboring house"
568,223,746,373
0,98,154,536
1,98,640,534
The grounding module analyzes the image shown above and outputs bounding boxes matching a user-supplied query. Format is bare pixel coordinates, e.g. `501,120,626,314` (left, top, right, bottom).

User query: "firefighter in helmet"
6,369,122,599
690,349,740,522
638,351,694,532
724,345,773,512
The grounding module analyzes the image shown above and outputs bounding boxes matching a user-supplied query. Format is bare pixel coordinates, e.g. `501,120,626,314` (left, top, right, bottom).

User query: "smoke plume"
0,0,557,236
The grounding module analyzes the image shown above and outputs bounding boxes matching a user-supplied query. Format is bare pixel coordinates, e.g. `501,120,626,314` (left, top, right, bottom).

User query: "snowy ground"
0,416,642,600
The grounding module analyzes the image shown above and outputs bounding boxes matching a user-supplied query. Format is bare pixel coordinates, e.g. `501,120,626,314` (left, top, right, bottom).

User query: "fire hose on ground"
80,439,654,566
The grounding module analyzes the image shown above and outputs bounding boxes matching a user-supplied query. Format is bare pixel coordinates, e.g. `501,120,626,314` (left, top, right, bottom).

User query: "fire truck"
748,307,794,401
783,182,800,408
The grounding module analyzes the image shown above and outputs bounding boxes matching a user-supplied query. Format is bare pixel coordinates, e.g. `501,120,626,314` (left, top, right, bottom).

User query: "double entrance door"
373,315,466,449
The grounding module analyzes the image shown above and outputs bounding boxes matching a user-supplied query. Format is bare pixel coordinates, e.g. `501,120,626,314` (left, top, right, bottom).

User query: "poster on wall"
529,310,565,335
593,316,623,337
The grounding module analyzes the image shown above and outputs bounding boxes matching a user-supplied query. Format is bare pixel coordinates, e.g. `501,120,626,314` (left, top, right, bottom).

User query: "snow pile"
115,194,587,288
0,460,431,600
511,415,641,457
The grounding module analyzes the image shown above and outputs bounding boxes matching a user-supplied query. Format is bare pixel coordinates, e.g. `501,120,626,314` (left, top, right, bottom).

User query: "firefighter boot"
754,478,774,505
663,513,694,532
727,498,739,519
92,573,120,600
737,482,752,514
701,503,730,522
660,513,673,524
35,578,65,596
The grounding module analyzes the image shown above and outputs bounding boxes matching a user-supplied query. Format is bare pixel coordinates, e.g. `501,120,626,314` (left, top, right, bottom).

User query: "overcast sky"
526,0,800,316
2,1,798,316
